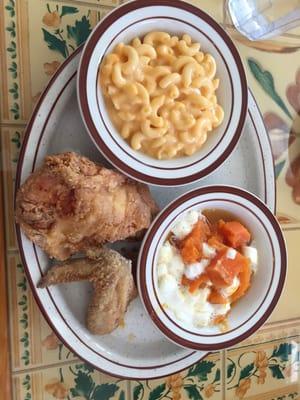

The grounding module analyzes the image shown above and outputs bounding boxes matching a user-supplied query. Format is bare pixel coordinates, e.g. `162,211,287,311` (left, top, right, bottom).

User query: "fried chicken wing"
16,152,157,260
38,248,137,335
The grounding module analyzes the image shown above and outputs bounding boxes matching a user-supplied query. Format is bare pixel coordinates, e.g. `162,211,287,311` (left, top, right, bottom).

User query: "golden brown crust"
16,152,158,260
38,247,137,335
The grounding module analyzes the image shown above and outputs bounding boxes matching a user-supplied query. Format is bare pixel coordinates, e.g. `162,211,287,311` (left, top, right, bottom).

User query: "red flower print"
286,69,300,114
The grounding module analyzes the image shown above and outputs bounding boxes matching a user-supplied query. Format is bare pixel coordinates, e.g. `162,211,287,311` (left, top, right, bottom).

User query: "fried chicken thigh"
16,152,157,260
38,248,137,334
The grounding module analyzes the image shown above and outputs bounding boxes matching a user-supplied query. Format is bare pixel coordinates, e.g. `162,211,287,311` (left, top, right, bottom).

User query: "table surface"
0,1,300,399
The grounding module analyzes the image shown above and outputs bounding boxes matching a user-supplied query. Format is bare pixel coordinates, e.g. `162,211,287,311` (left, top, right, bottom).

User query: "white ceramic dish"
15,47,275,379
78,0,248,186
138,186,286,350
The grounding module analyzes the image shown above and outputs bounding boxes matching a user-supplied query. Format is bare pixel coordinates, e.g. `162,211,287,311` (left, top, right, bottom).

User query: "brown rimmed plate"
15,46,275,378
137,186,286,351
77,0,248,186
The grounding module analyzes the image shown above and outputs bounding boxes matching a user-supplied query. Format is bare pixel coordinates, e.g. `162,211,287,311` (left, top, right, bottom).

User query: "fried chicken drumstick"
16,152,157,260
38,248,137,335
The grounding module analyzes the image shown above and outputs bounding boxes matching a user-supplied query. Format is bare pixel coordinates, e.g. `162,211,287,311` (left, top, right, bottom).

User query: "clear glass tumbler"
226,0,300,40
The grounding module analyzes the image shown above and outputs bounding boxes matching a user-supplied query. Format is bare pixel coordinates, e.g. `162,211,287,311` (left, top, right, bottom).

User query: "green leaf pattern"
248,58,293,119
227,341,299,395
149,383,166,400
272,343,294,362
5,0,20,119
42,28,68,58
275,160,286,179
269,365,285,379
133,384,143,400
67,16,92,47
41,5,92,59
184,385,203,400
130,358,220,400
188,360,215,380
60,6,79,17
239,363,254,382
15,262,30,367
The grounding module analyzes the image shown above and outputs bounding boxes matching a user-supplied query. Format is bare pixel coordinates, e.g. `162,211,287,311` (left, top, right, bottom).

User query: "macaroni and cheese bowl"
137,186,287,350
78,0,248,186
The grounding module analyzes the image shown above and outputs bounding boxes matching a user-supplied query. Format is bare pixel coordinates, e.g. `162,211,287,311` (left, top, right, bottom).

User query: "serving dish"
78,0,248,186
15,46,275,378
138,186,286,351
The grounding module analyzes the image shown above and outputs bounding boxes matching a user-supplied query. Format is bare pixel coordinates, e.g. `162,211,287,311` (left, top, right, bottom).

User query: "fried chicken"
38,248,137,335
16,152,157,260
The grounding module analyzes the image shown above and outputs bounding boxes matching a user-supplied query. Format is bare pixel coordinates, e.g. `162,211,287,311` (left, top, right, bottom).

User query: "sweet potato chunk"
208,288,228,304
179,219,210,264
218,220,251,248
230,259,251,303
181,273,209,293
206,250,246,288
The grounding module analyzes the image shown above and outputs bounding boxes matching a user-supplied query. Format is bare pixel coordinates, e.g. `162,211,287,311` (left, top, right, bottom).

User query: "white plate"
138,186,286,350
78,0,248,186
15,47,275,379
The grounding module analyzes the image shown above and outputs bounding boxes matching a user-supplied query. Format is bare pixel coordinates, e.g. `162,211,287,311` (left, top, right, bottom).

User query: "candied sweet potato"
208,288,228,304
230,258,251,303
181,273,209,293
206,249,246,288
218,220,251,248
179,219,211,264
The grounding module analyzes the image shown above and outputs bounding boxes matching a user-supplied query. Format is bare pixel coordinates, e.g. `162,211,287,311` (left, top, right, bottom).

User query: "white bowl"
137,186,286,350
77,0,248,186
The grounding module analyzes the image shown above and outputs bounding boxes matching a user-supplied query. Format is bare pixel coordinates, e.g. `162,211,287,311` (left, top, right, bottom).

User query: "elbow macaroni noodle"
99,31,224,159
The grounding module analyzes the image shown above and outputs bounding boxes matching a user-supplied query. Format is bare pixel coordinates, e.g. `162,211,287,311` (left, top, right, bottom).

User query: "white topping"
157,241,173,264
242,245,258,274
184,259,210,280
226,248,237,260
213,302,231,316
157,263,168,278
193,304,214,326
220,276,240,297
158,274,178,297
170,253,185,281
202,242,216,258
157,242,184,281
172,210,201,239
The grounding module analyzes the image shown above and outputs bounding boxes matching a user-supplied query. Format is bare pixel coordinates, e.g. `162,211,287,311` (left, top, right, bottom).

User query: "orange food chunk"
207,236,227,251
213,314,228,325
181,273,209,293
208,288,228,304
206,249,247,288
218,220,251,248
180,236,201,264
179,219,211,264
230,258,251,303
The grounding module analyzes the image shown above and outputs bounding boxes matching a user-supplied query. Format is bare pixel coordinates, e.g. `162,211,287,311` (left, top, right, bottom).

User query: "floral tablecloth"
0,1,299,399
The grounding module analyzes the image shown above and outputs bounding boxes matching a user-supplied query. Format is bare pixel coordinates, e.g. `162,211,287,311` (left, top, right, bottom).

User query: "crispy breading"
38,247,137,335
16,152,157,260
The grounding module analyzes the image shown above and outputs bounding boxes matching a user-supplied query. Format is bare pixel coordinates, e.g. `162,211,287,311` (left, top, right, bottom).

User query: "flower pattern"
42,332,61,350
286,154,300,204
263,112,295,161
166,373,183,400
286,69,300,114
42,11,61,28
203,383,215,398
227,342,300,398
3,3,300,400
44,61,61,76
235,378,251,399
45,379,69,399
255,350,268,384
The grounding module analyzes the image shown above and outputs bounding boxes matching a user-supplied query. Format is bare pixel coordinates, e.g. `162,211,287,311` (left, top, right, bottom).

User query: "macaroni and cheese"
99,31,224,160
